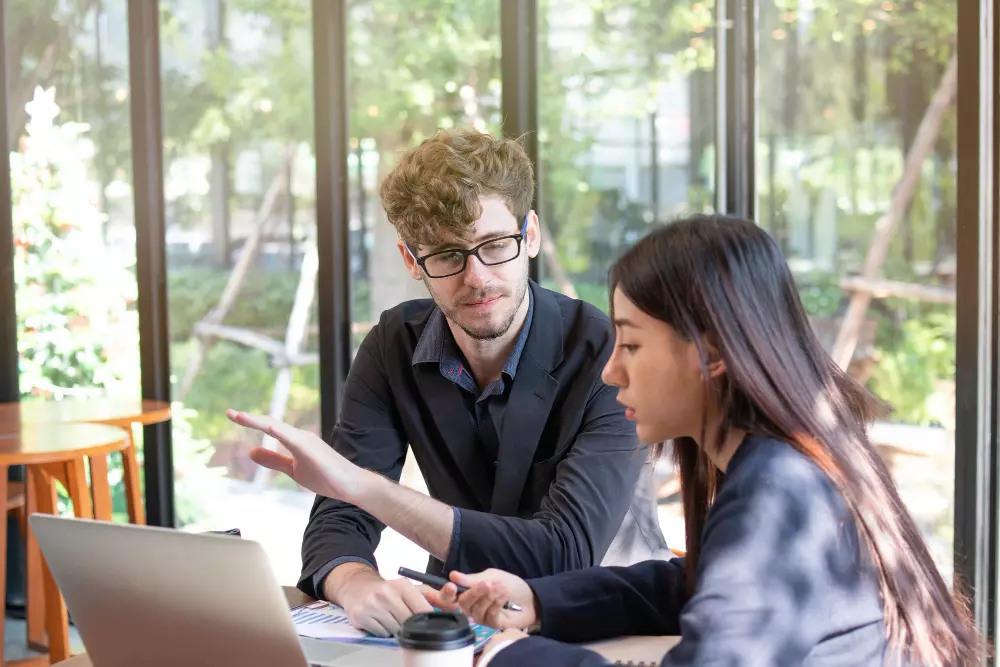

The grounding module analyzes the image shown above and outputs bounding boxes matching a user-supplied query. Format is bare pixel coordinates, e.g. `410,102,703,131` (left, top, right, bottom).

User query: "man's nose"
462,255,490,287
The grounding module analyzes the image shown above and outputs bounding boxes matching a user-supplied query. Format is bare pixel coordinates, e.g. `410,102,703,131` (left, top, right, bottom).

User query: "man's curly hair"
379,129,535,250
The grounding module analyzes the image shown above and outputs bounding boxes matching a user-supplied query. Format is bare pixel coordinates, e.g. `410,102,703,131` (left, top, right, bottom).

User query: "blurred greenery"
168,268,299,340
869,304,955,427
6,0,958,535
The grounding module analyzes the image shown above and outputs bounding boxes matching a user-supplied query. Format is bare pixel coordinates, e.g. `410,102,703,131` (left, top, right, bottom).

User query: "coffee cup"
396,611,476,667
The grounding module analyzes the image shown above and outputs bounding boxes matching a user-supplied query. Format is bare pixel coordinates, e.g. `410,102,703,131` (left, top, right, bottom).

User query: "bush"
869,304,955,427
168,268,303,340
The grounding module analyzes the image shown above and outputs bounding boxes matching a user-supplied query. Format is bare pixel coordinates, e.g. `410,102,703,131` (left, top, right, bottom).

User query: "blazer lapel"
491,284,564,516
413,365,494,508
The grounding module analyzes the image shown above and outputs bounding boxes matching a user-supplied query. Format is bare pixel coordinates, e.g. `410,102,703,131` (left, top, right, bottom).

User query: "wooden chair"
25,432,143,660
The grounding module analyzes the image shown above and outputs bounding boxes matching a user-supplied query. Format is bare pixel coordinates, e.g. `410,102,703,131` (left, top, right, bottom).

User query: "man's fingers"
385,595,418,627
228,410,306,454
227,409,272,430
352,614,392,638
248,447,295,477
400,583,434,614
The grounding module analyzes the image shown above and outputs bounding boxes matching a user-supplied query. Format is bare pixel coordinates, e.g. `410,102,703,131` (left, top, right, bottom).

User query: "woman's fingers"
451,570,479,587
420,586,444,609
467,582,504,621
433,582,462,611
458,582,500,621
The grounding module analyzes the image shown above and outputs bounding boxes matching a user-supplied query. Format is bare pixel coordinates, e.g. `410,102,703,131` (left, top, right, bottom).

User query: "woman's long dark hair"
609,214,982,666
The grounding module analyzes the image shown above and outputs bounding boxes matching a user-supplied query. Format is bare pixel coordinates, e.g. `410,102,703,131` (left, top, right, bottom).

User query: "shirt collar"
412,289,534,381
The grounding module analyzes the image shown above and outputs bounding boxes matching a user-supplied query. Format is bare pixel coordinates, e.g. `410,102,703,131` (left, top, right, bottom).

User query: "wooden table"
0,397,171,429
0,397,172,652
0,397,171,524
55,587,678,666
0,423,132,666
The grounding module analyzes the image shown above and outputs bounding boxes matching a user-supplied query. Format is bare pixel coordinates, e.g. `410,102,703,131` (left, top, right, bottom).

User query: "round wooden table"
0,397,171,431
0,397,171,524
0,422,132,666
0,398,172,656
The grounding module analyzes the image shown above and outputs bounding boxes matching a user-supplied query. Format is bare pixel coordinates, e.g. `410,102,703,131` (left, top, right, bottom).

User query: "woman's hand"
226,409,371,503
423,569,539,631
475,629,528,666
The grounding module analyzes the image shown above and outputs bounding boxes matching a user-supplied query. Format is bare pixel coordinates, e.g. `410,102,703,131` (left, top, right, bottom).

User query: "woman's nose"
602,353,622,388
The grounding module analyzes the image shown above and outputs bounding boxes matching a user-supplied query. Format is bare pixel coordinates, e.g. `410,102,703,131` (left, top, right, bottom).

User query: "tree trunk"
831,55,957,369
176,145,296,400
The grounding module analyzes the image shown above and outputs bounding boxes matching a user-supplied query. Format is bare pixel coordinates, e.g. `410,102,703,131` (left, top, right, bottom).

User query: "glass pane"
539,0,716,314
160,0,318,583
347,0,502,575
7,0,139,402
757,0,957,578
538,0,717,552
6,0,140,532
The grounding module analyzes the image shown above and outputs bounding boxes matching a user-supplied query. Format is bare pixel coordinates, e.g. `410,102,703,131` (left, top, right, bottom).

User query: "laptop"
30,515,401,667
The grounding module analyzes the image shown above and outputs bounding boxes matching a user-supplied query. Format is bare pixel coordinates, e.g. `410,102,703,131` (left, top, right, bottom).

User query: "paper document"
291,600,500,650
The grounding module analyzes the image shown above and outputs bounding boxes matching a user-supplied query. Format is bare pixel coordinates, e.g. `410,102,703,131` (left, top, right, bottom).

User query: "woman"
428,215,983,666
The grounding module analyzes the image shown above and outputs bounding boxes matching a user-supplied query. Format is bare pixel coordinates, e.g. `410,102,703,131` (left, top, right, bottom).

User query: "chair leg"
89,455,113,522
0,465,8,662
122,439,145,525
25,472,46,651
30,465,71,663
64,459,93,520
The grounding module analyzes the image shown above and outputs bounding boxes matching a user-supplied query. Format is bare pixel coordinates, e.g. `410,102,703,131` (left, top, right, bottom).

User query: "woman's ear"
703,333,726,379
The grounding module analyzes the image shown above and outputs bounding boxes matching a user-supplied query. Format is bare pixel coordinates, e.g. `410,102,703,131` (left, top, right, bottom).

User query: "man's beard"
432,270,530,341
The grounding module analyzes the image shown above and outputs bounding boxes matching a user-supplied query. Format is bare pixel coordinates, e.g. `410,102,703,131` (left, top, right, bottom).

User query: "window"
757,0,957,577
6,0,139,404
345,0,502,577
538,0,716,312
160,0,318,583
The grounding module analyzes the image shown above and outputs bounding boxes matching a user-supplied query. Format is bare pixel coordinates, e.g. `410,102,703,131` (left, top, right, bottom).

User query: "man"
230,129,668,637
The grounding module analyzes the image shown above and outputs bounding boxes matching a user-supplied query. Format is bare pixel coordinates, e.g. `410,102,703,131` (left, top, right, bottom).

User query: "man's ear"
525,210,541,259
397,239,423,281
703,333,726,379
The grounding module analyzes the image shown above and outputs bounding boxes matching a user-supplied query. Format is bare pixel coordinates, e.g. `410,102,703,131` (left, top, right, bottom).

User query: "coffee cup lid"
396,612,476,651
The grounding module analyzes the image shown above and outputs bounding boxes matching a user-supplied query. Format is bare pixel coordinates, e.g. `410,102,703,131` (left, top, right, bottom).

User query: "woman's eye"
617,344,638,353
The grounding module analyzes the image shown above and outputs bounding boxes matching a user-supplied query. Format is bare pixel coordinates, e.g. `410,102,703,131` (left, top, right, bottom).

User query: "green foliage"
168,268,302,340
170,339,319,471
796,276,843,319
346,0,502,144
869,305,955,427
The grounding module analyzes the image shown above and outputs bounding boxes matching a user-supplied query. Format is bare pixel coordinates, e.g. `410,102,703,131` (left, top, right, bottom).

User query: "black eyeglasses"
407,216,529,279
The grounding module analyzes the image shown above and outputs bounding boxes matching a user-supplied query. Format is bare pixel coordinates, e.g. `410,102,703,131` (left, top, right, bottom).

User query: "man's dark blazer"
298,281,645,598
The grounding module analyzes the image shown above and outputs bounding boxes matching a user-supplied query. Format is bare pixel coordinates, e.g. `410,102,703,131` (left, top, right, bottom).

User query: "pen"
398,566,524,612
